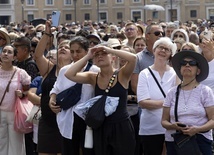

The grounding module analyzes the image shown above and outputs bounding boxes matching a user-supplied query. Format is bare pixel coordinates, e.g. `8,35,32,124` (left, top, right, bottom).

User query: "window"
133,0,140,2
99,12,107,21
66,14,72,20
47,14,52,20
27,0,34,5
85,13,90,20
65,0,72,5
0,0,9,4
152,11,158,19
28,14,34,22
132,10,141,22
84,0,90,4
46,0,53,5
100,0,106,4
151,0,158,2
116,0,123,3
190,10,197,18
117,12,123,19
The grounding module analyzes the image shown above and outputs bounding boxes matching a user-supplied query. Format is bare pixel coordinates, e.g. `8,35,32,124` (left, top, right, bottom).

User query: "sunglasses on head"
174,34,184,38
149,31,164,36
89,41,99,45
180,60,198,66
0,36,6,40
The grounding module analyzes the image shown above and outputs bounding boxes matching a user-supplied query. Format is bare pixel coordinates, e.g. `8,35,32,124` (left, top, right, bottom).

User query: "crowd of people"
0,17,214,155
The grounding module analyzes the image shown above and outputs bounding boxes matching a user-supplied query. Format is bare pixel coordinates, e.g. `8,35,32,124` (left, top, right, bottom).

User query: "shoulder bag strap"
83,61,92,72
0,68,17,105
148,67,166,98
174,84,181,122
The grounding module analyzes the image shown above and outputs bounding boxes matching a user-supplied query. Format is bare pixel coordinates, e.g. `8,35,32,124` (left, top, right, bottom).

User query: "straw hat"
0,28,11,45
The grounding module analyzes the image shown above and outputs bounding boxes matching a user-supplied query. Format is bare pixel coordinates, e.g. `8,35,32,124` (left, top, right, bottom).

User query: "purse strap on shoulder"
104,70,119,94
174,84,181,122
0,68,17,105
148,67,166,98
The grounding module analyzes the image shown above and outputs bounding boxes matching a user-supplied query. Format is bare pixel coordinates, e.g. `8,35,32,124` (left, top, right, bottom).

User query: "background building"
0,0,214,25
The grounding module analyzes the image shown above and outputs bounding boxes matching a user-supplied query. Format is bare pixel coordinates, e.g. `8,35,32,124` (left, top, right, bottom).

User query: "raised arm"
34,20,54,77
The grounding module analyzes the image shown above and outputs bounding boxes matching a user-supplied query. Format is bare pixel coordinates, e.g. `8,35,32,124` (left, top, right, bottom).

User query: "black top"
95,75,129,123
14,57,39,81
41,65,57,127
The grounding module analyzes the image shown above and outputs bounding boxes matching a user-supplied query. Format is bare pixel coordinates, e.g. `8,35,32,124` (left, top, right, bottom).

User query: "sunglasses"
89,41,99,45
174,34,184,38
0,36,6,40
180,60,198,66
148,31,164,36
113,46,121,50
125,28,136,32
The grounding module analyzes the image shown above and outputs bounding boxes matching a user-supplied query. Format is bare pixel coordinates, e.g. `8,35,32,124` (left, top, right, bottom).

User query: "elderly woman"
171,29,189,42
137,37,177,155
161,50,214,155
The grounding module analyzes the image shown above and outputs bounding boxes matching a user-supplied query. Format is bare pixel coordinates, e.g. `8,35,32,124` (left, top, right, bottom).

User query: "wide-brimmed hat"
171,50,209,82
0,28,11,45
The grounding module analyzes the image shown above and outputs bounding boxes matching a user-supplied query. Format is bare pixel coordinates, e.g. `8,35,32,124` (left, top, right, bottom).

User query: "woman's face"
58,43,72,61
70,43,87,62
154,44,172,60
180,58,200,79
173,32,185,41
93,50,112,67
1,45,15,63
181,45,194,51
134,39,146,53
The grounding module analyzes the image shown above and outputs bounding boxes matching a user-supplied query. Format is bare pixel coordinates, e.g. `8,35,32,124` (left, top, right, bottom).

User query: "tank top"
41,65,57,127
95,74,129,123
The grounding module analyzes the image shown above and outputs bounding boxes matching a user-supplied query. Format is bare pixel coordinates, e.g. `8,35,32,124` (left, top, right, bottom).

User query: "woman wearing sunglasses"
162,50,214,155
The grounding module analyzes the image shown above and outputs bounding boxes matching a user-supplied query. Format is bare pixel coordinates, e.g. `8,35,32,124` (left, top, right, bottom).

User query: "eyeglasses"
180,60,198,66
125,28,136,32
0,36,6,40
113,46,121,50
157,45,171,53
89,41,99,45
174,34,184,38
148,31,164,36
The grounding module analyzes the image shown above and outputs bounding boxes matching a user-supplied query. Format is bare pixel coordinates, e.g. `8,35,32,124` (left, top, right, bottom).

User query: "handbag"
14,70,34,133
56,62,92,110
171,84,201,155
26,105,41,124
85,70,118,129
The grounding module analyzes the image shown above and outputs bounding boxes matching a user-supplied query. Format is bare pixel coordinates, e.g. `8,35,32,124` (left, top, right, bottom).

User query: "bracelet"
43,32,53,37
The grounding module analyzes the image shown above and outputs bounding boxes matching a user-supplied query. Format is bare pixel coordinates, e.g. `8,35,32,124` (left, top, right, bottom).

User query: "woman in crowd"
133,37,146,53
0,45,31,155
34,20,72,155
137,37,177,155
171,29,189,42
180,42,200,53
49,36,99,155
162,50,214,155
64,43,136,155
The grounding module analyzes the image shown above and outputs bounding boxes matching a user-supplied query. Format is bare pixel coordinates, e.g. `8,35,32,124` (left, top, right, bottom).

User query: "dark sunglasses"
174,34,184,38
113,46,121,50
89,41,99,45
149,31,164,36
0,36,6,40
180,60,198,66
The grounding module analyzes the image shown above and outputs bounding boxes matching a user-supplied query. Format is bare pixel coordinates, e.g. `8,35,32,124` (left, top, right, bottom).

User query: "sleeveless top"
95,74,129,123
41,65,57,127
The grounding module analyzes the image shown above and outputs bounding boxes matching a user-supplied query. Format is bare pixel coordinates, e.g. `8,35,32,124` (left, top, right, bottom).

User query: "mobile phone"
51,11,61,27
177,123,186,127
202,30,212,40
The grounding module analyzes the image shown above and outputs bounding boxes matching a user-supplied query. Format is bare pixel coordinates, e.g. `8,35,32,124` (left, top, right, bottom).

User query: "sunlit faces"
173,32,185,40
70,43,87,62
93,50,112,66
1,45,15,62
134,39,146,53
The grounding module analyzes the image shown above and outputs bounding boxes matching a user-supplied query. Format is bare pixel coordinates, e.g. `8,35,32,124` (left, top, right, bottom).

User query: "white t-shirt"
137,67,176,135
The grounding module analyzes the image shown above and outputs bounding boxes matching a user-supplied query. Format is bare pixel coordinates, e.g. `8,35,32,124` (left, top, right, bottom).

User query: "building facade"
0,0,214,25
